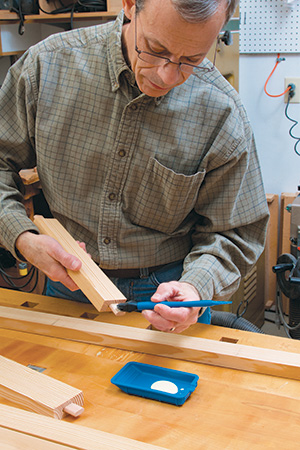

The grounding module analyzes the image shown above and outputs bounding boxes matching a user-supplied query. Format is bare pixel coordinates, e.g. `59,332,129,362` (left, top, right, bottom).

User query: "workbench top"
1,288,300,449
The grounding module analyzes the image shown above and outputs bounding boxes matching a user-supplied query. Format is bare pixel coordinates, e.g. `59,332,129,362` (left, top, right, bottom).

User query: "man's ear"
122,0,136,20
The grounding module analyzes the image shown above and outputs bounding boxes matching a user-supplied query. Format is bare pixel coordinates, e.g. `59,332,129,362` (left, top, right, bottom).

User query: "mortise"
80,312,99,320
27,364,46,373
21,301,38,308
220,337,239,344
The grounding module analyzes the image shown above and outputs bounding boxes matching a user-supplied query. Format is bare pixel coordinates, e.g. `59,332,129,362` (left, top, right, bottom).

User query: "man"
0,0,269,333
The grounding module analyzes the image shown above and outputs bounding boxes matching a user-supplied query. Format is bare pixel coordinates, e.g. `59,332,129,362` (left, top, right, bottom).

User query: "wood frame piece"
0,355,84,419
265,194,279,308
279,193,298,314
33,216,126,311
1,306,300,381
0,404,167,450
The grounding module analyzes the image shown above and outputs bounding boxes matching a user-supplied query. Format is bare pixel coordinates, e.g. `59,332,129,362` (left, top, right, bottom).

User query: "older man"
0,0,269,332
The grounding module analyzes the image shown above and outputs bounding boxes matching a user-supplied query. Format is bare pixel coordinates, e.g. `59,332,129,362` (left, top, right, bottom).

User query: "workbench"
1,288,300,449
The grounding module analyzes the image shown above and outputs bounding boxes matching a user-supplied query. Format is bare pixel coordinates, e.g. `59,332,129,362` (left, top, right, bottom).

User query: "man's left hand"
142,281,201,333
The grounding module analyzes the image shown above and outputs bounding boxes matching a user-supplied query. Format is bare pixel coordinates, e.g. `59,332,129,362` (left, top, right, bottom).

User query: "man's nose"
156,61,183,86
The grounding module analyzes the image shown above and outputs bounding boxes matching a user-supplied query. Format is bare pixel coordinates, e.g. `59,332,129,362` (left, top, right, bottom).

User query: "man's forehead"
138,5,218,58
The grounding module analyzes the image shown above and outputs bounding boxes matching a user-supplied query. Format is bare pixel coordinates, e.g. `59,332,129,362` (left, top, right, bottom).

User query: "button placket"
99,99,143,265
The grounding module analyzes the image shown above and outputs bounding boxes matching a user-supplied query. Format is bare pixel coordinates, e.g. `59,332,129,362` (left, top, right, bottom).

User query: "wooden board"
0,287,148,328
0,355,83,419
0,404,166,450
265,194,279,307
33,215,126,311
1,305,300,381
19,167,40,186
3,287,300,351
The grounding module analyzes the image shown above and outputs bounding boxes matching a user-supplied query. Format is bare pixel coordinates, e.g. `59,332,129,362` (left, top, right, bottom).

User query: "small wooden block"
0,355,84,419
19,167,40,185
63,403,84,417
109,303,126,316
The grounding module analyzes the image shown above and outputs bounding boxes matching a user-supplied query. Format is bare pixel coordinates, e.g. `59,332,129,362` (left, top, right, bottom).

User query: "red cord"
264,53,291,97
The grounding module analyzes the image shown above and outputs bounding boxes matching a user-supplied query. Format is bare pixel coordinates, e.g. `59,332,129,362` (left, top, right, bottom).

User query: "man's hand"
142,281,201,333
16,231,82,291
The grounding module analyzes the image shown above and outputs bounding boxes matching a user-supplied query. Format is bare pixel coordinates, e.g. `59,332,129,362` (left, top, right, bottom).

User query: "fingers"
142,310,178,333
16,232,82,291
48,240,81,271
153,302,195,321
36,238,82,291
76,241,92,258
142,305,200,333
152,280,199,299
144,281,201,333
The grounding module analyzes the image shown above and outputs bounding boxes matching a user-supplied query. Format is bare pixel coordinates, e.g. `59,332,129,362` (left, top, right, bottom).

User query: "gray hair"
135,0,238,25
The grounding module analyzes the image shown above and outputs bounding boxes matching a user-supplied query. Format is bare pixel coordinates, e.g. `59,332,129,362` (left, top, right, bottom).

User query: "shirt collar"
107,10,135,92
107,10,164,106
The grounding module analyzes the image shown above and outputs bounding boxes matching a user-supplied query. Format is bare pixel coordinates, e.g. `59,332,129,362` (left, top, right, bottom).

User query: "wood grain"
0,404,167,450
0,355,83,419
1,305,300,381
33,215,126,311
1,290,300,450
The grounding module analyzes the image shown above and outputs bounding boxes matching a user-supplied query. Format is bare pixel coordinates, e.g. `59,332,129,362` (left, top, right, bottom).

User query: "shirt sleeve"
179,125,269,302
0,51,40,258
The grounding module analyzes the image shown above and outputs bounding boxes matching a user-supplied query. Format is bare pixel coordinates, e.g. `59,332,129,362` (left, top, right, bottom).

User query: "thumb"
49,243,82,271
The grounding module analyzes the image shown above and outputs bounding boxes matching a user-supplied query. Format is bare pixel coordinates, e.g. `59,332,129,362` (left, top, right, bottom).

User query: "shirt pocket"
125,157,206,234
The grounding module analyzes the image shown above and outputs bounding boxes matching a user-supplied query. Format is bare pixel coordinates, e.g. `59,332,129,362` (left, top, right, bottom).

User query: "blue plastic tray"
111,362,199,406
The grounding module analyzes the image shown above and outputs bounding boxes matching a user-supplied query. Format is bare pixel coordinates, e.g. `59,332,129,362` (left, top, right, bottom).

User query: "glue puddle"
150,380,178,394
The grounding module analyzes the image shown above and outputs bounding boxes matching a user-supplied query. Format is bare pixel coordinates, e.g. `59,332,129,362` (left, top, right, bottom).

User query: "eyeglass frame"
134,8,218,77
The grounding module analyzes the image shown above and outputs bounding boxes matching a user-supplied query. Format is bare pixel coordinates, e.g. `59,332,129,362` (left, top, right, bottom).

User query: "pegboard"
240,0,300,54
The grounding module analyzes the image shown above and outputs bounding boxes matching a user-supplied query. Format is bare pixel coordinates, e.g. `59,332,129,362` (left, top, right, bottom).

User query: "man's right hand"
15,231,82,291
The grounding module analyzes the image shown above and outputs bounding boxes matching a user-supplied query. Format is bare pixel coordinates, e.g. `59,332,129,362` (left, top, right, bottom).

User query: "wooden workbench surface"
1,288,300,449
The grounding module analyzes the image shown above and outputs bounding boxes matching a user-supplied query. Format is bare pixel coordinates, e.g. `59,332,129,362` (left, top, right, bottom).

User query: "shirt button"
108,193,116,201
118,149,126,157
103,237,111,245
130,104,138,111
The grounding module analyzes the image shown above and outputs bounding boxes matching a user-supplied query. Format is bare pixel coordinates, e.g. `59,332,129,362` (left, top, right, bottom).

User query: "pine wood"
3,287,300,351
1,325,300,449
18,168,41,220
0,404,166,450
0,287,148,328
19,167,40,185
0,355,84,419
265,194,279,307
1,305,300,381
1,427,69,450
1,292,300,450
33,215,126,312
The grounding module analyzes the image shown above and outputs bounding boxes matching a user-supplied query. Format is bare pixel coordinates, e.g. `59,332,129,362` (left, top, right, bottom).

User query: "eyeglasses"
134,10,217,77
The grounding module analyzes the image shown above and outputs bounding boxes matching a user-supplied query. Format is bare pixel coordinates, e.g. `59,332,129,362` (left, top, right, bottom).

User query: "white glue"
150,380,179,394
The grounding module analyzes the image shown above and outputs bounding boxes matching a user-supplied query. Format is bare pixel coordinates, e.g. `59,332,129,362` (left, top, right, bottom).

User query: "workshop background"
0,0,299,338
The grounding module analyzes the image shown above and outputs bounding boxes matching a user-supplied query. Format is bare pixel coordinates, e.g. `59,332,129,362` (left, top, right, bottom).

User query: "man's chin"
141,83,171,97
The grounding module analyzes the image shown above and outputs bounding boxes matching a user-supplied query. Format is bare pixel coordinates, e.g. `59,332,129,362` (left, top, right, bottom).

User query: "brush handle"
136,300,231,311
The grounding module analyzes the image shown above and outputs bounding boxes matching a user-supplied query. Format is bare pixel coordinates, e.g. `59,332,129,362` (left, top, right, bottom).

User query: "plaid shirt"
0,11,269,301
